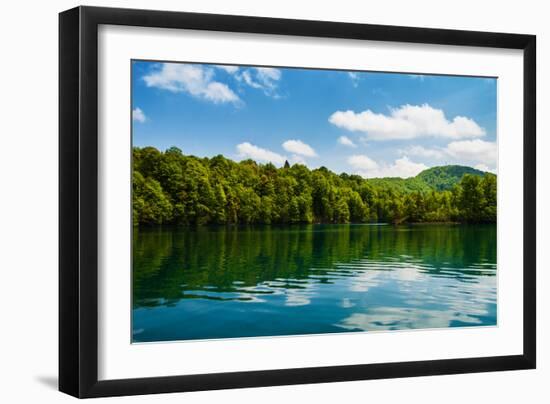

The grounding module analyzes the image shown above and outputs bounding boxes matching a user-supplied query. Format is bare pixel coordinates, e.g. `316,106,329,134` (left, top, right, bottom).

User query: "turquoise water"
132,224,496,342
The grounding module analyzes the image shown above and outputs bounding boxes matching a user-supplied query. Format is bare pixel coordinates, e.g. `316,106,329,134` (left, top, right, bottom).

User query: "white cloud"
240,70,263,89
329,104,486,140
474,163,493,172
217,65,239,74
348,72,360,87
237,67,282,96
348,155,379,171
445,139,497,167
371,157,428,178
132,107,146,123
236,142,286,165
256,67,281,82
348,155,428,178
282,140,317,157
203,82,240,103
401,145,444,159
399,140,497,172
290,154,307,165
143,63,240,104
337,135,357,148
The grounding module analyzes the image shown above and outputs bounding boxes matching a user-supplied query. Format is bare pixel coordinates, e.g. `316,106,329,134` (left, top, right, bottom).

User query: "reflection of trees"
133,224,496,308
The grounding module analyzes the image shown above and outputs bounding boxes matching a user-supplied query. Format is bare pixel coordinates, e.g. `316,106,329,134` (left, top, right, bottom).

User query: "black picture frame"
59,5,536,398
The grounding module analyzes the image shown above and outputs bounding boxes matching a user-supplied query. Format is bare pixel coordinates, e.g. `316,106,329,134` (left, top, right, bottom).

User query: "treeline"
133,146,496,226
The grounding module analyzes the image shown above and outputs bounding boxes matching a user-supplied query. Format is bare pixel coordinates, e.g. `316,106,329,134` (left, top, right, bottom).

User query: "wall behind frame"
0,0,545,403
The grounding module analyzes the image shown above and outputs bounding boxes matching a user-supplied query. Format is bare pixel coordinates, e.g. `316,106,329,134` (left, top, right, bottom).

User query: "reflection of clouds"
262,278,318,307
337,258,429,293
333,257,495,331
240,278,320,307
283,281,317,306
178,254,495,333
394,266,423,282
237,294,267,303
185,278,320,306
285,288,313,306
336,306,483,331
432,276,495,317
341,298,355,308
348,269,384,292
235,283,283,303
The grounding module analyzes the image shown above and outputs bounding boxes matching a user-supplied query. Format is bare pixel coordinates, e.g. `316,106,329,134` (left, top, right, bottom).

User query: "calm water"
132,224,496,342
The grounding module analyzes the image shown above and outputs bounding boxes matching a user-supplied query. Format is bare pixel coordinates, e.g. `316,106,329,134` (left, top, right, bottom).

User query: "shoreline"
134,221,495,228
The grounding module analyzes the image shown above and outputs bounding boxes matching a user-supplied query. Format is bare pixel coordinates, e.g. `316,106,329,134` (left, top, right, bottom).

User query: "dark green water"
132,224,496,342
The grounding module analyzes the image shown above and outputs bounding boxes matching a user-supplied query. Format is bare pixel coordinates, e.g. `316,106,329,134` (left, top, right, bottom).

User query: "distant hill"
416,165,488,191
366,165,490,193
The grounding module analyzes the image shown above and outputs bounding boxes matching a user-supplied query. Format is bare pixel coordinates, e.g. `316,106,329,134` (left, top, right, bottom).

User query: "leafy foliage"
416,165,486,191
132,147,497,226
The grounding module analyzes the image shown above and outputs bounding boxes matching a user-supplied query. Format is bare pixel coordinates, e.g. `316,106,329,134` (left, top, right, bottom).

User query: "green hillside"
366,176,432,193
366,165,489,193
416,165,487,191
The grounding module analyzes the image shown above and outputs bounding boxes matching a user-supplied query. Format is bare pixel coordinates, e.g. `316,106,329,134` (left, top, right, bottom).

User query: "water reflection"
133,224,496,342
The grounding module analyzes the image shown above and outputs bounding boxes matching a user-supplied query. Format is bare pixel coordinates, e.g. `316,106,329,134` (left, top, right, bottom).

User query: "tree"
133,171,173,225
211,183,227,224
456,174,486,222
480,174,497,222
334,198,350,223
238,186,261,224
347,190,368,222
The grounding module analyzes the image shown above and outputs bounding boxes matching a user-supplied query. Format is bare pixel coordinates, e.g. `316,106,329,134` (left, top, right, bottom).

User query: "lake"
132,224,496,342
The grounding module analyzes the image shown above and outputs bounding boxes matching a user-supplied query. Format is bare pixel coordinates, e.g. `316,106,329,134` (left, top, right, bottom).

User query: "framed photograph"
59,6,536,398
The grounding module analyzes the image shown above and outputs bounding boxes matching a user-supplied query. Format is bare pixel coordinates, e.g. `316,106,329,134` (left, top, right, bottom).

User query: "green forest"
132,146,497,226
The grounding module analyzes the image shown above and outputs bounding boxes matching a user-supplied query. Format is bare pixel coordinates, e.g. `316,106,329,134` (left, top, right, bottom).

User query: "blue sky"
132,60,497,178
